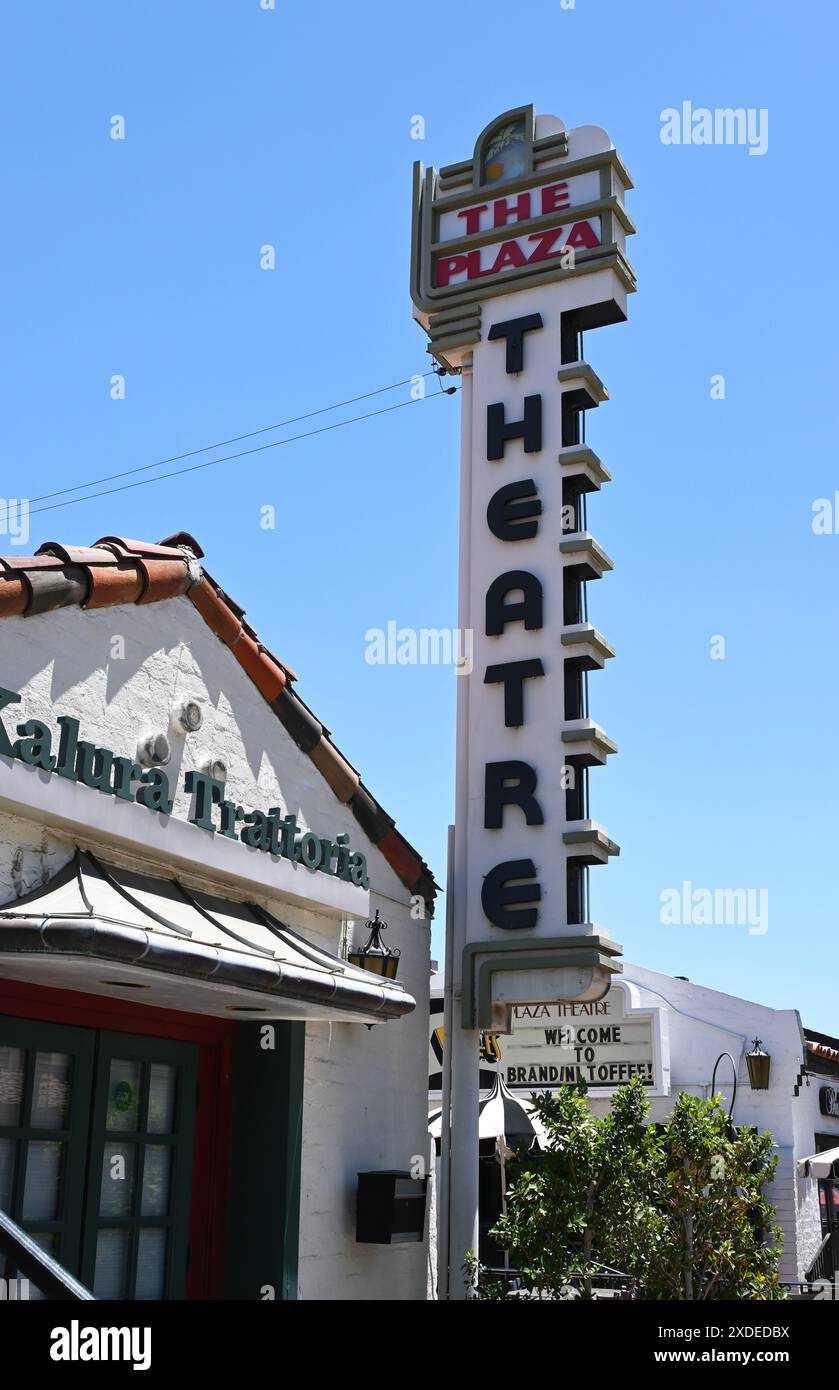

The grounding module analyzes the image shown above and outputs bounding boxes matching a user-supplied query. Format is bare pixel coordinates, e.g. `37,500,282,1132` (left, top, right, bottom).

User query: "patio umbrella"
428,1073,548,1148
430,1075,547,1280
797,1146,839,1179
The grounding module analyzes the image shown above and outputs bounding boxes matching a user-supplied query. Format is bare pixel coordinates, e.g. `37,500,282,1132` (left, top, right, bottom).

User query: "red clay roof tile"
25,567,90,615
85,563,146,609
308,738,359,803
232,631,287,702
157,531,205,559
0,576,28,617
189,576,243,646
38,543,122,566
93,536,190,560
1,554,66,570
134,558,192,605
377,828,427,893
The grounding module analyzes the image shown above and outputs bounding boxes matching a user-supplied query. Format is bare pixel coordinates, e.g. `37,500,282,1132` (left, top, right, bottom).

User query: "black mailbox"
356,1170,428,1244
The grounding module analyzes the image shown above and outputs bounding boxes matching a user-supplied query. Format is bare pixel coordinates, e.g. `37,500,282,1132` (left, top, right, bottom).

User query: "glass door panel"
31,1052,72,1129
0,1016,198,1300
93,1226,130,1299
135,1228,167,1300
83,1033,197,1301
22,1140,65,1219
0,1016,95,1290
0,1045,25,1124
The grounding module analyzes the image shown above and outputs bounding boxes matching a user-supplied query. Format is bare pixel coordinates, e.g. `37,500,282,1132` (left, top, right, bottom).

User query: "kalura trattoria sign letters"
412,106,636,1027
0,685,369,886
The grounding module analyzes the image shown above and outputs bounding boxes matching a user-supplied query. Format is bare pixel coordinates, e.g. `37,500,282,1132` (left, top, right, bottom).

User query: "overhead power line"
31,371,441,506
26,380,457,520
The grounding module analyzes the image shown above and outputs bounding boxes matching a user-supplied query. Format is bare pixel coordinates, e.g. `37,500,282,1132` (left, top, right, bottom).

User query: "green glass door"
0,1015,198,1300
82,1032,197,1300
0,1016,94,1291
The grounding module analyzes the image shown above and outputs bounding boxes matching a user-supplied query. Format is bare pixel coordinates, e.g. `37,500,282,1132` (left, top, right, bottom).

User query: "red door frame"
0,977,234,1299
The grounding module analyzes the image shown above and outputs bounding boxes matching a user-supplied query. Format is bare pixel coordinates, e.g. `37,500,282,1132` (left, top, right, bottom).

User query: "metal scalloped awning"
797,1147,839,1180
0,850,415,1024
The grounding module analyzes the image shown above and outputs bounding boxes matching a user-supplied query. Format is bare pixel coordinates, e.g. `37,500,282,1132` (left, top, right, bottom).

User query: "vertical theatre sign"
412,107,636,1028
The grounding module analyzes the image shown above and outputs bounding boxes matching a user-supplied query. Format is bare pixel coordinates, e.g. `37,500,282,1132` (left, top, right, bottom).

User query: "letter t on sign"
488,314,544,373
184,769,225,832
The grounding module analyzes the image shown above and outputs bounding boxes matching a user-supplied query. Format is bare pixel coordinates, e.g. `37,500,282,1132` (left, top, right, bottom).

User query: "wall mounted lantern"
746,1038,771,1090
348,910,400,980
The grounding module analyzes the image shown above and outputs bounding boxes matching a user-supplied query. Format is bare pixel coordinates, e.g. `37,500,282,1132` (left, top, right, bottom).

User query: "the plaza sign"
0,684,368,886
411,106,634,319
433,182,601,289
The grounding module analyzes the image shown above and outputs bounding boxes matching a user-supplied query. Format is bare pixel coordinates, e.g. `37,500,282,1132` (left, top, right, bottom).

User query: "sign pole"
436,823,456,1299
448,365,480,1299
449,1001,480,1298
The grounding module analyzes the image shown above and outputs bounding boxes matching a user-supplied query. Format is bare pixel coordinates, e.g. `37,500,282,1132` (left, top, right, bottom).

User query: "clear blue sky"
2,1,837,1030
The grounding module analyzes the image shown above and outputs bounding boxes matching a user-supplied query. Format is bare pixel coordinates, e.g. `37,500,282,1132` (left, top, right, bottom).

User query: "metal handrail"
0,1209,95,1300
805,1230,834,1284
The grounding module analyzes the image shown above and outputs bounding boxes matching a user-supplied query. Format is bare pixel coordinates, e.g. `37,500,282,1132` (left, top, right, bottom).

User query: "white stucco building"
0,531,435,1301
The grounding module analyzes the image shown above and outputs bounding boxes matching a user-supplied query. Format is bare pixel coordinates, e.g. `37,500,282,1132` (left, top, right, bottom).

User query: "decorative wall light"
137,732,171,768
348,910,400,980
201,756,227,782
746,1038,771,1090
173,696,203,733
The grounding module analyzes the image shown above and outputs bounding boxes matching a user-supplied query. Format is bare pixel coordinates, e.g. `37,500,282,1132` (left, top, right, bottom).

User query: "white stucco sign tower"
412,105,636,1296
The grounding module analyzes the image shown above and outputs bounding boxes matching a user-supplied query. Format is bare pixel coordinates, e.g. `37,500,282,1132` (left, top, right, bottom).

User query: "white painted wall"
298,896,431,1300
0,598,432,1300
791,1065,838,1279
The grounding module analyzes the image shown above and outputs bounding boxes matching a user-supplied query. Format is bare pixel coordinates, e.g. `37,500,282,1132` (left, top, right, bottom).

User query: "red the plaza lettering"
456,204,488,235
540,181,570,213
525,226,567,264
493,191,532,227
565,220,600,249
454,182,571,236
435,249,483,287
489,241,528,274
433,220,600,287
